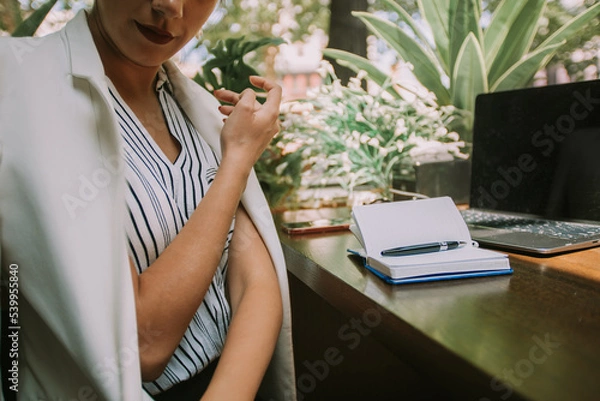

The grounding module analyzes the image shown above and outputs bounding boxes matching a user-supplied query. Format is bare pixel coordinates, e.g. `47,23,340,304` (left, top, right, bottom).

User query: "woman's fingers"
215,87,263,118
237,87,258,110
249,76,282,111
214,88,240,105
216,88,253,117
218,105,235,116
216,78,282,144
215,77,281,108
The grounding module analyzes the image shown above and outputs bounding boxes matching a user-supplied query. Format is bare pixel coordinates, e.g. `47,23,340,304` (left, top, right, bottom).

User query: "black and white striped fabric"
107,71,233,395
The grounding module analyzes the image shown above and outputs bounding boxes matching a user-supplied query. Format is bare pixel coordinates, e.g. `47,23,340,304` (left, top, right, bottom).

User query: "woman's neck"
86,10,158,102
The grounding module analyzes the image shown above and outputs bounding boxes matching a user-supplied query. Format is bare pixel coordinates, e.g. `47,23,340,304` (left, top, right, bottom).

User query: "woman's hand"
214,76,281,173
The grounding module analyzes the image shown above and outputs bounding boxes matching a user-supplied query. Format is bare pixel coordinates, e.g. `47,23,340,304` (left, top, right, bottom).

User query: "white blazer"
0,11,296,401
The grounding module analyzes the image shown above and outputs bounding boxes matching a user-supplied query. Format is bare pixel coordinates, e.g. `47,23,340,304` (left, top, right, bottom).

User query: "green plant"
323,0,600,140
254,131,308,208
260,62,466,207
9,0,58,36
193,36,284,101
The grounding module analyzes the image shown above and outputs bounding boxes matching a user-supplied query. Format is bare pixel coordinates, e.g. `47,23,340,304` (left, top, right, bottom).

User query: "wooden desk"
277,210,600,401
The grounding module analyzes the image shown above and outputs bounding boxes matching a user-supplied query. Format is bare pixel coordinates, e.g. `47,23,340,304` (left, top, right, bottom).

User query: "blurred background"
2,0,598,101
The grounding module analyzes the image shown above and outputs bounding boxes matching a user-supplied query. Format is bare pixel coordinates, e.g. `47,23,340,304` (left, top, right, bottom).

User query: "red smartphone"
281,217,351,235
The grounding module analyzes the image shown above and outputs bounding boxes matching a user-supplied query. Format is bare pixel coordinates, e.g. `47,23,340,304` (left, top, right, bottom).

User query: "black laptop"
461,79,600,255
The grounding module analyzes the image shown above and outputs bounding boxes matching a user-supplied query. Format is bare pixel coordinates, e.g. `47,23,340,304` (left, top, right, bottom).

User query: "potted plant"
259,62,467,209
323,0,600,142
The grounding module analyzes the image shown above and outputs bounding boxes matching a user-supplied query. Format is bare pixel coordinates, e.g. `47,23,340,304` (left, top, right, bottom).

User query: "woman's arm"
200,205,283,401
130,77,282,380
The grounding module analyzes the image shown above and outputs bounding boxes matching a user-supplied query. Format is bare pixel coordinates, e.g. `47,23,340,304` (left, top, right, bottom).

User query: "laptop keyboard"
461,209,600,241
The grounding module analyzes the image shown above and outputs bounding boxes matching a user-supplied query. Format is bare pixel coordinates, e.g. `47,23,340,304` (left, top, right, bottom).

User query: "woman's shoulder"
0,31,66,72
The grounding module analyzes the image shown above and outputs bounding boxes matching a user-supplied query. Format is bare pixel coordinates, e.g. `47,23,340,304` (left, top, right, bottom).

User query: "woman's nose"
151,0,183,19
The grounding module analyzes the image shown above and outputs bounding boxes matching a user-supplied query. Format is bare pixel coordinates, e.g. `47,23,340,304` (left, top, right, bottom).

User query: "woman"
0,1,296,400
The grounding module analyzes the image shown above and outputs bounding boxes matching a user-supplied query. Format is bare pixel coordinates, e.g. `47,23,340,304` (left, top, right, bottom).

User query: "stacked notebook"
348,197,512,284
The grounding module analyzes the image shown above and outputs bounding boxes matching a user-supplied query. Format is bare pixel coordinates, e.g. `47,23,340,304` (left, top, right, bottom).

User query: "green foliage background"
323,0,600,141
4,0,597,82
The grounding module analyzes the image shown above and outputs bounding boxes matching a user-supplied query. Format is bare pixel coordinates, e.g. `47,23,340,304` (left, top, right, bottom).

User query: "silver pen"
381,241,468,257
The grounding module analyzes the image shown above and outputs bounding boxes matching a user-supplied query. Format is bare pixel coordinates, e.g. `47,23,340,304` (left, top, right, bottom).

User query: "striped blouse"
108,70,233,395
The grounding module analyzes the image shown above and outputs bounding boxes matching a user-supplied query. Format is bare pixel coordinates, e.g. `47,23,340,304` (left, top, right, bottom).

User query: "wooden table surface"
277,208,600,401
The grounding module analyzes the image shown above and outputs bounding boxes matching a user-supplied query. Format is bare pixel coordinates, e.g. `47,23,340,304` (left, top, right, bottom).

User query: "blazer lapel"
63,11,122,160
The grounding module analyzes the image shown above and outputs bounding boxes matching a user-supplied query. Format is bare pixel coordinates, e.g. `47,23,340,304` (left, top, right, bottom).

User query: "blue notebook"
348,197,513,285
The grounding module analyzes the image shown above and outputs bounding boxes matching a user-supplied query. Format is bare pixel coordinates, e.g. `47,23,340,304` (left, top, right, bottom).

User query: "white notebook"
349,197,512,284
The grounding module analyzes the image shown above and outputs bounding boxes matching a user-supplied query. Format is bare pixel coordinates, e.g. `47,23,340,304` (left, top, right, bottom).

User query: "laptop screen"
470,79,600,222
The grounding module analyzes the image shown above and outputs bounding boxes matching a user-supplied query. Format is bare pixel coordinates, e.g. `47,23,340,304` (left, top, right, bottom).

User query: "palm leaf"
487,0,546,86
381,0,435,58
11,0,58,37
451,32,487,116
322,48,402,100
448,0,482,77
418,0,451,73
492,41,564,92
241,37,285,55
483,0,528,67
353,11,451,105
535,2,600,56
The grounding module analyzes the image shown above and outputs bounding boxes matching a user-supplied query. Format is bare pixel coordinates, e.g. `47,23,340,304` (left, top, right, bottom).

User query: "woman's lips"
135,22,174,45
